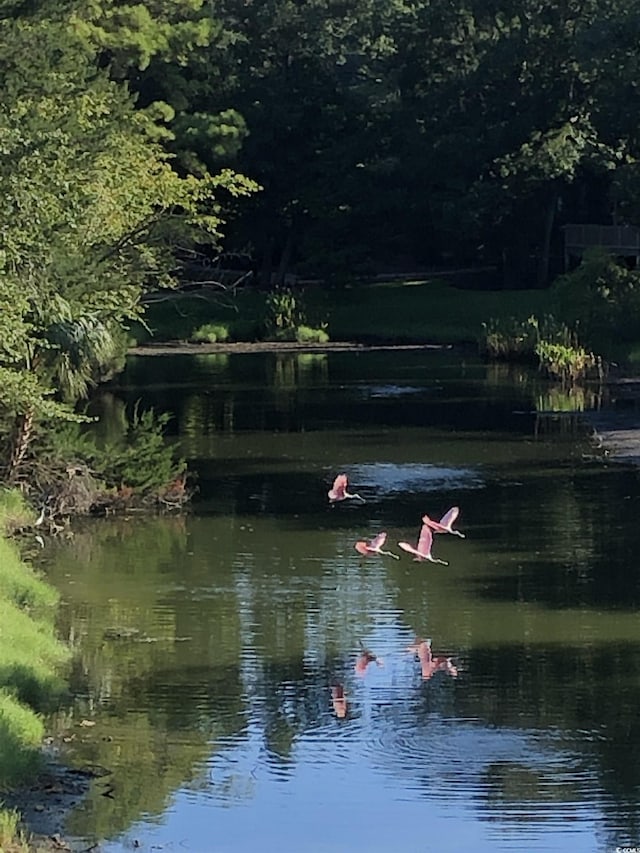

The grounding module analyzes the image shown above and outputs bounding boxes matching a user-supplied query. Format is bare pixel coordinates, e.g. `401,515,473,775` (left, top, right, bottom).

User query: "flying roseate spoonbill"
328,473,365,504
407,639,458,680
354,531,400,560
398,521,448,564
423,506,465,538
331,684,348,718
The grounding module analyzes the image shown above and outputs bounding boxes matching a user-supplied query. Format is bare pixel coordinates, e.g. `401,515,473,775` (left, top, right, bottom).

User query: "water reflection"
407,638,459,680
39,350,640,852
330,684,348,719
354,644,384,675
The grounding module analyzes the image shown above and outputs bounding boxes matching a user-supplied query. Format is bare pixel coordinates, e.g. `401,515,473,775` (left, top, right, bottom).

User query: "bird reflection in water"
355,644,384,676
408,638,458,681
330,684,348,719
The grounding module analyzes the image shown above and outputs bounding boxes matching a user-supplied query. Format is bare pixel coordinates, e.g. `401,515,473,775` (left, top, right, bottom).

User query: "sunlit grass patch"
0,803,29,852
0,534,68,710
0,595,68,710
323,280,548,343
0,692,44,786
0,538,58,615
136,279,548,346
0,490,69,843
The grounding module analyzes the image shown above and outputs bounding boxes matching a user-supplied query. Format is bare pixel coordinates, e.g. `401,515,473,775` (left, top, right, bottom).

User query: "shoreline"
583,378,640,466
128,340,455,356
5,754,97,852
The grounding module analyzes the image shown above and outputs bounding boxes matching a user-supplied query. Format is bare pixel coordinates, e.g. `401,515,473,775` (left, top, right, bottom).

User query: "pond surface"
43,350,640,853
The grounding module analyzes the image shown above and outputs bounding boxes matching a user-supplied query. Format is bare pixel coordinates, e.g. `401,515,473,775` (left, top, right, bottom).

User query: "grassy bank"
134,279,549,347
0,491,69,851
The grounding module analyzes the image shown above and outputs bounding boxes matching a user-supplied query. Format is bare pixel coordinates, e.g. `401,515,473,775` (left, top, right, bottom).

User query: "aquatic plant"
535,339,599,383
479,315,540,360
479,313,601,383
265,286,304,338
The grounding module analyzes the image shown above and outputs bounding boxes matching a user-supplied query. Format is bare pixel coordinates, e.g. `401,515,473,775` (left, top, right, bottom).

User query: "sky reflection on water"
45,350,640,853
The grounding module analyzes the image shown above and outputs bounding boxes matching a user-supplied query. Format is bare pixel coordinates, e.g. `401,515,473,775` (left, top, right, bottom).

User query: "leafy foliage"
552,249,640,348
96,407,185,494
0,6,256,479
190,323,231,343
295,325,330,344
480,313,600,383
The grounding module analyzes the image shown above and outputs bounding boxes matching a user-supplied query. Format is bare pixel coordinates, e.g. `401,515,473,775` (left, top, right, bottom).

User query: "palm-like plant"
45,315,122,402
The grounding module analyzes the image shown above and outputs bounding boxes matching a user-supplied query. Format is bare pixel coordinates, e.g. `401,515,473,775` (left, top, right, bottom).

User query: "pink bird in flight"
328,473,365,503
398,520,448,564
422,506,465,538
354,531,399,560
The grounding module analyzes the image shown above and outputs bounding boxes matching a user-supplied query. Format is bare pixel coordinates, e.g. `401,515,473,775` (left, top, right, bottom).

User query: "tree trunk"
538,188,559,288
276,224,295,287
259,234,274,289
7,408,35,483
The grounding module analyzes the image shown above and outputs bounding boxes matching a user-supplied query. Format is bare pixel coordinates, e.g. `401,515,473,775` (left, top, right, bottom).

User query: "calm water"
41,350,640,853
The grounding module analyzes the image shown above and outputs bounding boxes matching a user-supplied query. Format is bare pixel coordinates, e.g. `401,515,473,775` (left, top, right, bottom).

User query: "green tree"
0,9,256,480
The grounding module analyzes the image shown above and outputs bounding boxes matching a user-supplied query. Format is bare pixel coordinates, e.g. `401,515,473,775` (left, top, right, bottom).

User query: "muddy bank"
4,756,101,853
129,340,453,356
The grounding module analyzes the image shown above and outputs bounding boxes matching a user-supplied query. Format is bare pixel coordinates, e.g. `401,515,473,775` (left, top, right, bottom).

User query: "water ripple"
349,462,484,494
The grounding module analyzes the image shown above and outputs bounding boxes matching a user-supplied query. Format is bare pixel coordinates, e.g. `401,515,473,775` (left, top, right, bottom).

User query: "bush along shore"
0,490,71,851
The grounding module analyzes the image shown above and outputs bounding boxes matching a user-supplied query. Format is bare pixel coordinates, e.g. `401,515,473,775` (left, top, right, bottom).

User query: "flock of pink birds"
328,472,465,565
327,473,463,717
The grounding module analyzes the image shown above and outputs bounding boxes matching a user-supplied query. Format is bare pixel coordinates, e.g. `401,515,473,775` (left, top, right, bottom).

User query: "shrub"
552,249,640,348
264,287,302,337
479,313,601,383
535,340,600,383
479,316,539,360
190,323,230,344
295,325,330,344
96,406,185,494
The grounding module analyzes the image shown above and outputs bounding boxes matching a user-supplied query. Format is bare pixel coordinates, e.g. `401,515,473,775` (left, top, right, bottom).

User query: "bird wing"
329,473,347,499
354,541,371,556
417,522,434,555
398,541,423,559
369,531,387,550
422,513,448,533
439,506,460,529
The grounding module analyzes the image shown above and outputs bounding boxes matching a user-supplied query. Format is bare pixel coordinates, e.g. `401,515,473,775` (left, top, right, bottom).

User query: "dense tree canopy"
0,3,254,478
1,0,640,478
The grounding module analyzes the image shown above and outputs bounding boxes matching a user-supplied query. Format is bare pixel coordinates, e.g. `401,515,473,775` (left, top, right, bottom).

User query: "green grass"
0,491,70,844
0,691,45,786
0,803,29,852
134,291,265,344
322,279,548,344
0,538,58,615
0,490,34,537
135,279,549,346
